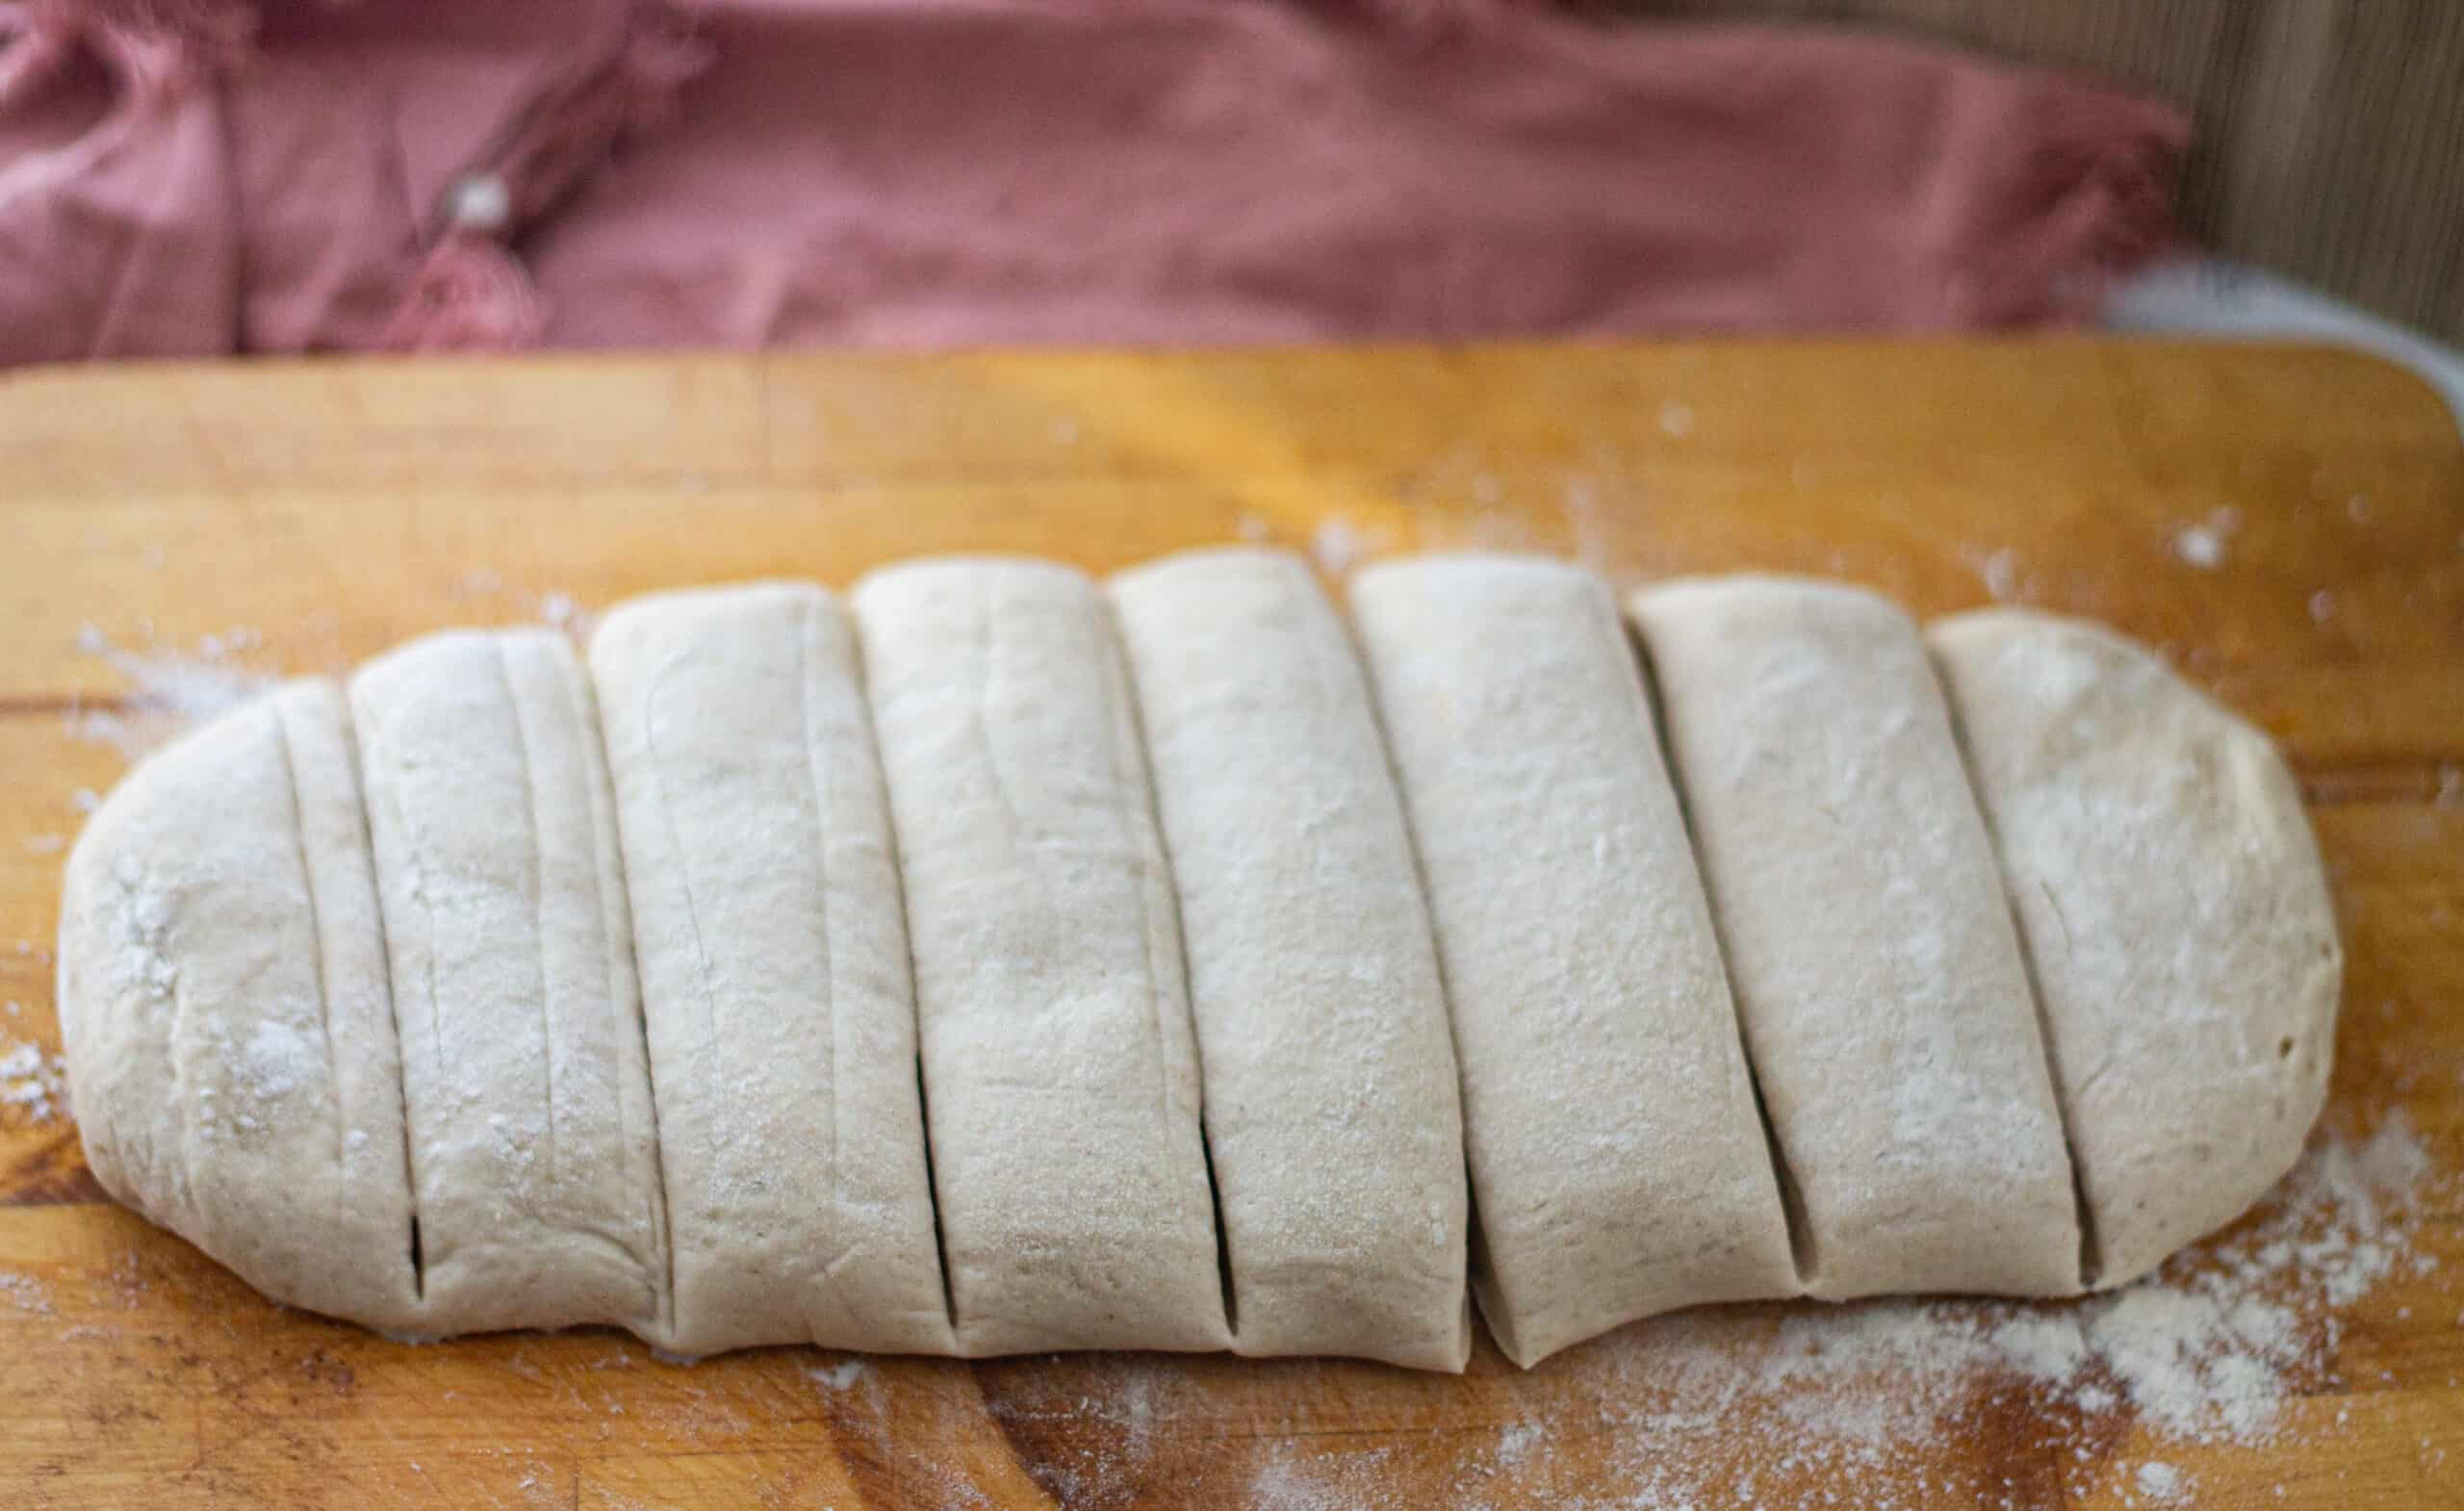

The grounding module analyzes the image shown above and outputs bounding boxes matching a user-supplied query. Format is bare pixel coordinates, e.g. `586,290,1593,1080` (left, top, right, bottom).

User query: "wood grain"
0,341,2459,1509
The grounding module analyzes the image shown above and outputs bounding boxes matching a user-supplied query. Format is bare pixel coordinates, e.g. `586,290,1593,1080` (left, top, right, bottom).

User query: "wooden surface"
1,340,2461,1510
1627,0,2464,344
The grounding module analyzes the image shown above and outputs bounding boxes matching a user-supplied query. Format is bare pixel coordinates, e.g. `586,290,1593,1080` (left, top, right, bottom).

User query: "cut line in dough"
591,583,955,1355
1354,554,1798,1365
1629,575,2082,1301
853,557,1230,1355
1113,548,1471,1370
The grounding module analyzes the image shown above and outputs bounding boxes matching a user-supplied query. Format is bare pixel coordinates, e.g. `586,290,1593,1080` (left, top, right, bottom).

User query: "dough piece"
851,557,1229,1355
351,629,668,1340
1350,554,1796,1367
1928,609,2339,1289
58,681,422,1333
1629,576,2081,1299
1111,549,1470,1370
590,585,954,1356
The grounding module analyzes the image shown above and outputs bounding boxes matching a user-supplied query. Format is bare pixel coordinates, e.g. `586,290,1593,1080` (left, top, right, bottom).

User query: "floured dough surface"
591,584,953,1355
1354,554,1797,1365
1630,576,2081,1300
351,629,668,1340
58,680,422,1333
1930,609,2340,1289
1113,548,1470,1370
853,557,1229,1356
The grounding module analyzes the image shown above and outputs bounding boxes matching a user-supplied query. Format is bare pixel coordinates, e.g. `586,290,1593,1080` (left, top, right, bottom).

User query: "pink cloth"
0,0,2187,363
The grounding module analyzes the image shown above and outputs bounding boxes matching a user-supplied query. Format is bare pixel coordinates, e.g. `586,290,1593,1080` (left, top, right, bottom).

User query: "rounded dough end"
1927,609,2340,1290
59,682,424,1333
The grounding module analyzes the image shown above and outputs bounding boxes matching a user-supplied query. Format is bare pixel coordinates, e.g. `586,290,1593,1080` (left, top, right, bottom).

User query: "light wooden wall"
1626,0,2464,343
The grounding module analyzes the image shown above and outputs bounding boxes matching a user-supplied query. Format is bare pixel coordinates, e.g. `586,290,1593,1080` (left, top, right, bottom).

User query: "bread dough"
58,680,423,1333
1630,576,2082,1299
1928,609,2339,1289
590,584,954,1355
351,629,668,1339
852,557,1230,1355
1111,548,1470,1370
56,558,2338,1365
1351,554,1797,1366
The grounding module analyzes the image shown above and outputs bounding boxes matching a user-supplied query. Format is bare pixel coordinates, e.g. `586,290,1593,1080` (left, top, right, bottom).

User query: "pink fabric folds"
0,0,2188,363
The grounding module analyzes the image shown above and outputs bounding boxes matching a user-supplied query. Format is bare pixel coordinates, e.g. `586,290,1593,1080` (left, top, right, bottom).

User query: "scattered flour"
0,1037,68,1123
1493,1421,1548,1470
1657,401,1697,439
2171,506,2241,571
1310,519,1379,576
975,1112,2443,1511
807,1358,870,1392
1980,547,2021,601
0,1270,54,1314
1961,545,2023,602
64,591,587,762
2171,526,2224,569
66,624,275,758
1560,476,1615,575
2134,1460,2188,1504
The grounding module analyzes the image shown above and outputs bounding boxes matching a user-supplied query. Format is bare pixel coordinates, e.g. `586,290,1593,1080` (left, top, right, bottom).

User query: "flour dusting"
1963,545,2023,601
2171,506,2240,571
0,1269,55,1315
1310,519,1381,576
0,1037,69,1123
962,1112,2443,1511
67,624,275,757
807,1358,870,1392
2134,1459,2189,1504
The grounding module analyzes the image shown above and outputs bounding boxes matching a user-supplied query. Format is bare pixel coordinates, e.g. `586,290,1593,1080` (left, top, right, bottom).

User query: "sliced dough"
590,584,954,1356
1928,609,2339,1289
1629,576,2081,1299
851,557,1229,1355
1351,554,1796,1367
350,629,668,1340
1111,548,1470,1370
58,681,422,1333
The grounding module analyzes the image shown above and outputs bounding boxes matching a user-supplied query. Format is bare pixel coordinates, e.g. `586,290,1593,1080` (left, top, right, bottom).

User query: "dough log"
56,557,2340,1368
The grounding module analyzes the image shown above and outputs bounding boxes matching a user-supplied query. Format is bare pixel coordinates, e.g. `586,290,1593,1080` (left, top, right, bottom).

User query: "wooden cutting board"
1,340,2459,1511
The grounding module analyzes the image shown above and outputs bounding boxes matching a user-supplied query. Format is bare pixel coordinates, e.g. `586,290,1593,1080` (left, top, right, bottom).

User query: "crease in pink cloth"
0,0,2188,363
